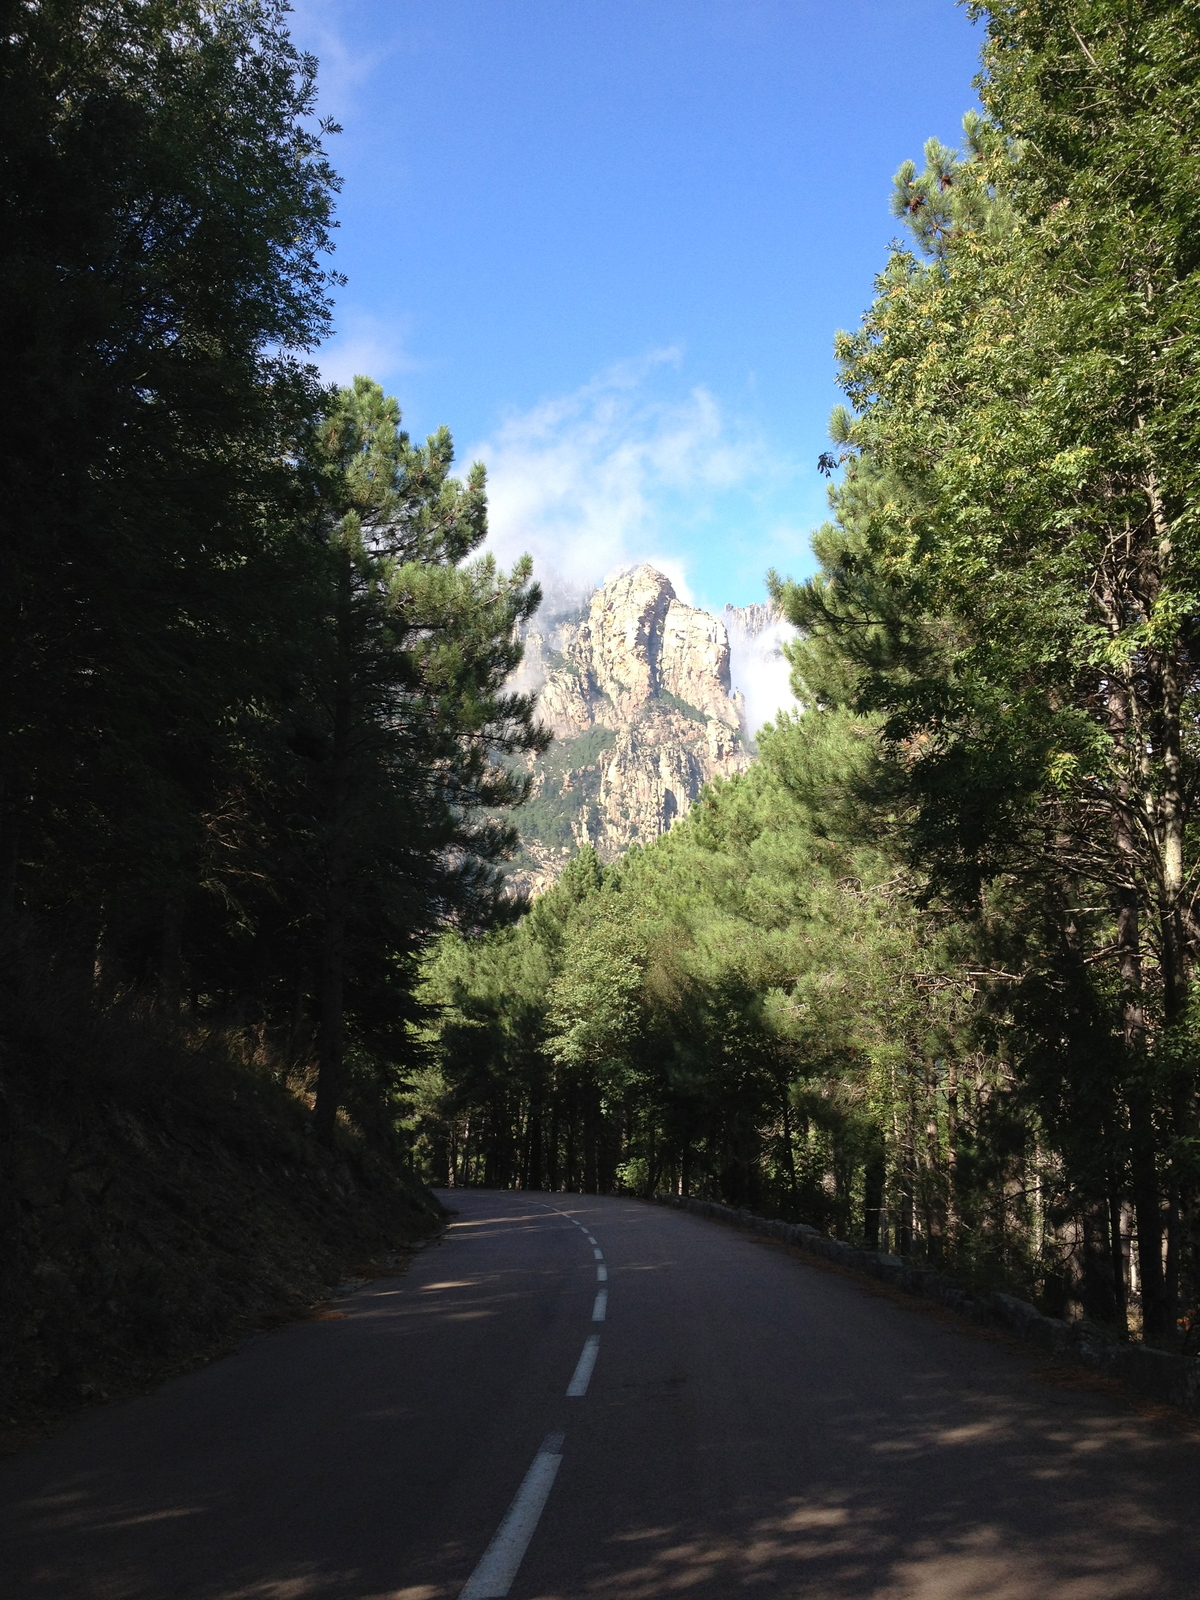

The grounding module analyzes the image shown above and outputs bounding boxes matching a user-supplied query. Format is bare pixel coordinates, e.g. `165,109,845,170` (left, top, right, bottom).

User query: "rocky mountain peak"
724,600,778,639
577,563,674,716
508,566,753,895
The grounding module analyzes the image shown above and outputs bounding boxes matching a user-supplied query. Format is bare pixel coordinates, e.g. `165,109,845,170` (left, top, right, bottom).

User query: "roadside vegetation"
419,4,1200,1353
0,1,542,1426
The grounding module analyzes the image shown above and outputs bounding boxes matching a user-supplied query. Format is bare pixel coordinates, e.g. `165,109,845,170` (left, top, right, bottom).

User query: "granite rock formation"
723,600,778,641
507,566,754,894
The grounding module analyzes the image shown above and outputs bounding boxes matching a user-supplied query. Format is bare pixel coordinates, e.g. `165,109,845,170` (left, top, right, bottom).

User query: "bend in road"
0,1190,1197,1598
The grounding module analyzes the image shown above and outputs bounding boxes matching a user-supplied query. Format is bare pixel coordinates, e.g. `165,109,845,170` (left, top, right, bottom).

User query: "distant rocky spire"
723,599,781,639
507,567,753,895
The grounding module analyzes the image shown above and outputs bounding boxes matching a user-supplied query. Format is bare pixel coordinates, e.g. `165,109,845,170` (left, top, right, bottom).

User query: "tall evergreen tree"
774,4,1200,1340
292,378,548,1142
0,0,338,957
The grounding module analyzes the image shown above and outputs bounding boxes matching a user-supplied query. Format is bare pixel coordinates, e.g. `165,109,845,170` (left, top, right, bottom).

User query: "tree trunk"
312,844,348,1144
158,896,183,1021
1127,1066,1169,1341
780,1069,800,1214
564,1100,577,1192
863,1136,885,1250
923,1058,944,1264
0,778,20,930
1107,647,1170,1344
313,637,352,1147
897,1093,915,1257
945,1057,960,1253
1143,474,1188,1339
1165,1183,1181,1340
1108,1163,1128,1334
525,1092,543,1191
1145,463,1188,1018
1080,1198,1120,1323
548,1095,560,1192
583,1084,599,1193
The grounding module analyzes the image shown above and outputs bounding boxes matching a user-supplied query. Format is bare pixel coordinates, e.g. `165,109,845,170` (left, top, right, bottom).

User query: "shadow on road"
1,1193,1198,1599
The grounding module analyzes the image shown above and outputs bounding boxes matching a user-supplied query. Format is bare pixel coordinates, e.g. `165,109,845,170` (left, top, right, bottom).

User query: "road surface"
1,1190,1198,1598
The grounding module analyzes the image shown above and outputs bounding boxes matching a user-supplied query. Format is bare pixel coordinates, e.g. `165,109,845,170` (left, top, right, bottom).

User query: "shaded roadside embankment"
0,1002,441,1448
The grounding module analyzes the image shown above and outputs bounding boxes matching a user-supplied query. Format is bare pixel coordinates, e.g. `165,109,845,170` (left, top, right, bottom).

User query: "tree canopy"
0,2,546,1149
423,2,1200,1352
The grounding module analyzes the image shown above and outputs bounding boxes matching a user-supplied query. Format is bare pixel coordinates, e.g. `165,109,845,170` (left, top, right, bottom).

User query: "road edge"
652,1194,1200,1417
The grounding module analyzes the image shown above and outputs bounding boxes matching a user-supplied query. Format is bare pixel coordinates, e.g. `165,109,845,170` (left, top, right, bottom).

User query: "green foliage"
423,713,984,1243
10,0,1200,1358
767,4,1200,1341
656,691,709,726
888,112,1015,258
509,727,615,851
0,9,545,1155
0,0,339,925
422,5,1200,1348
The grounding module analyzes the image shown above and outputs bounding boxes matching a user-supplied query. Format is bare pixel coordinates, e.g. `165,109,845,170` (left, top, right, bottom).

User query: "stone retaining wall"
656,1195,1200,1416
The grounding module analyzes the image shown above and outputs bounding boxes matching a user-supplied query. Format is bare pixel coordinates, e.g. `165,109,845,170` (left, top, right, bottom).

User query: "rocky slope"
507,566,757,894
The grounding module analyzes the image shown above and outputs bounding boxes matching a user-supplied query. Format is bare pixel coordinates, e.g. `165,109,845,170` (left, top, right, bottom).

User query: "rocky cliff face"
723,600,778,641
508,566,754,894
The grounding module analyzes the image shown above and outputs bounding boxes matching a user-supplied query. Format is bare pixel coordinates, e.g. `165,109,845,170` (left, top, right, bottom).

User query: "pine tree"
0,0,338,967
774,2,1200,1339
290,378,548,1143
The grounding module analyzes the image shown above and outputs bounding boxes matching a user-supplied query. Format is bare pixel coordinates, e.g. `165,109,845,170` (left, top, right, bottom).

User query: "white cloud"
469,350,765,599
287,2,396,104
317,311,420,391
726,613,799,740
473,351,801,727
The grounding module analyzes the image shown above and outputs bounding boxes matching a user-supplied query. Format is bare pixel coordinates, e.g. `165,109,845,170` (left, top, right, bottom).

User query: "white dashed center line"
463,1203,610,1593
459,1432,565,1599
566,1334,601,1397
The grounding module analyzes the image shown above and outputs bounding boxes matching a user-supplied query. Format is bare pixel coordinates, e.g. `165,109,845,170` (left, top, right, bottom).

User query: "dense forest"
0,0,550,1415
4,0,1200,1389
419,3,1200,1352
0,0,547,1144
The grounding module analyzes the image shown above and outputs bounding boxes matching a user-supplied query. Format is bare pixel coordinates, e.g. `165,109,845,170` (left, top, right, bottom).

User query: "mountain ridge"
507,565,767,896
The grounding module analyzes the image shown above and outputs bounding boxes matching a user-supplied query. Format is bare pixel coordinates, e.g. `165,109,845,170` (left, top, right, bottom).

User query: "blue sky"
288,0,981,616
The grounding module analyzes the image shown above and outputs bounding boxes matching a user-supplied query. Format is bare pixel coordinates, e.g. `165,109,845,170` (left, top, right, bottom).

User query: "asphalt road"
2,1190,1199,1599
